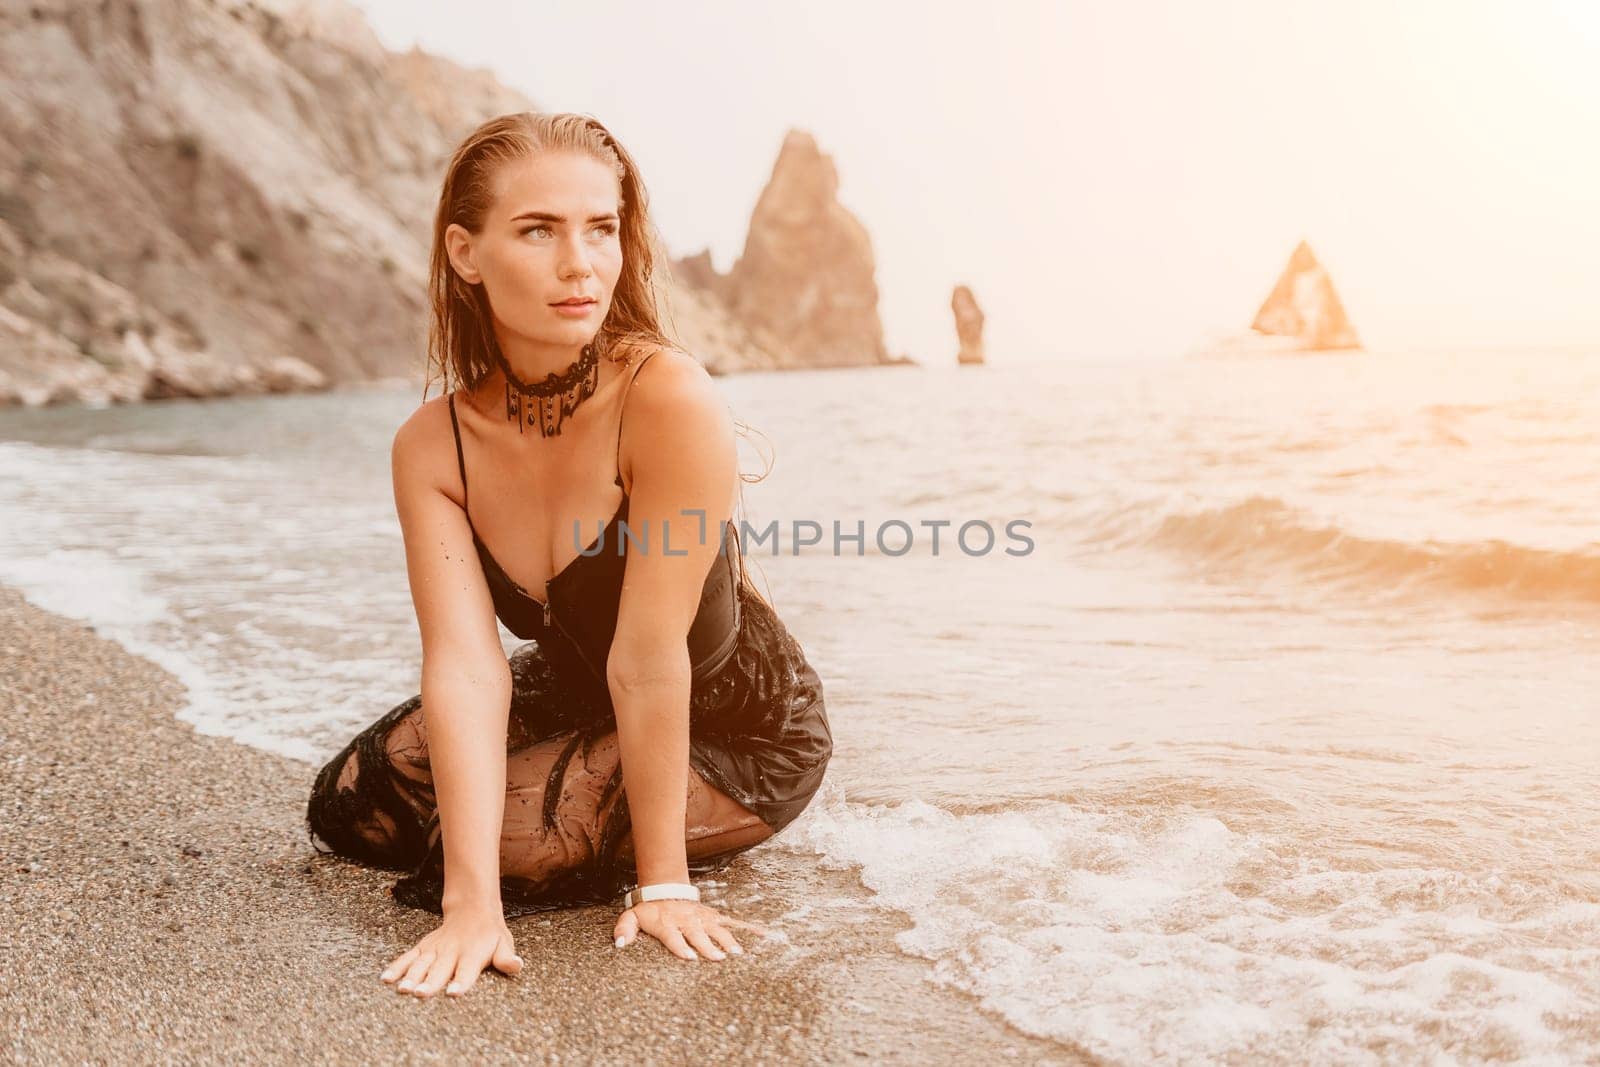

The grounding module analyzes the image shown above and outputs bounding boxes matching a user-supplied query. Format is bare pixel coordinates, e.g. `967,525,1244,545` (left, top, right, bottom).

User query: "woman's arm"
605,352,739,944
381,401,521,997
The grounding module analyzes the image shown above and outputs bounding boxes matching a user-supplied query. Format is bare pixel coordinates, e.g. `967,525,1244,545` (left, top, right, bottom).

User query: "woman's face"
446,150,624,350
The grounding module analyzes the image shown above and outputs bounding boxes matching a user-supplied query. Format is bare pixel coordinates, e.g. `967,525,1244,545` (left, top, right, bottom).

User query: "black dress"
304,353,833,916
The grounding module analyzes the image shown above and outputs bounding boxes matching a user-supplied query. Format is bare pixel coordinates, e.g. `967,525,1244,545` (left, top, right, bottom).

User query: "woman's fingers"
382,920,519,999
658,923,699,961
491,934,524,977
712,914,775,938
445,950,491,997
706,922,744,956
622,902,756,961
396,950,436,993
613,909,639,948
411,948,459,998
682,921,727,961
381,946,419,983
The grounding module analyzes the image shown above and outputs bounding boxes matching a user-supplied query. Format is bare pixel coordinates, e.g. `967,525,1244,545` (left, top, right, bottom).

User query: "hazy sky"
350,0,1600,363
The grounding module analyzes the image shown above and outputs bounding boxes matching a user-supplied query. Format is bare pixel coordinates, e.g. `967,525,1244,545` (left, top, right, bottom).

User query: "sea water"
2,350,1596,1064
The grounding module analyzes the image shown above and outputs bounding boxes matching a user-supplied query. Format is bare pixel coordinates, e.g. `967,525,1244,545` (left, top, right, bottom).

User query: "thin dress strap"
609,349,745,596
613,349,661,491
447,393,471,522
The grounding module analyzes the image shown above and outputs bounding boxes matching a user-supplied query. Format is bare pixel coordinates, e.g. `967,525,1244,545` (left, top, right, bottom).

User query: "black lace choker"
494,343,599,438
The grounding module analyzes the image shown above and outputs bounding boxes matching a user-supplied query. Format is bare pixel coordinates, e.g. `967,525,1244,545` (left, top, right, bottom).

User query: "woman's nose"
557,236,594,278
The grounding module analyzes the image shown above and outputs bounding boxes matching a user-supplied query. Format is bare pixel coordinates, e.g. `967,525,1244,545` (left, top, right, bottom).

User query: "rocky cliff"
0,0,808,407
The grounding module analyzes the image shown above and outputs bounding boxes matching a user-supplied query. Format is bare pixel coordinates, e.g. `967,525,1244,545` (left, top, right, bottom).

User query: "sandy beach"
0,582,1075,1065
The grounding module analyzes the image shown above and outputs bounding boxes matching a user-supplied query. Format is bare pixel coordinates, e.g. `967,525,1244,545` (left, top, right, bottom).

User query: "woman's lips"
551,300,595,317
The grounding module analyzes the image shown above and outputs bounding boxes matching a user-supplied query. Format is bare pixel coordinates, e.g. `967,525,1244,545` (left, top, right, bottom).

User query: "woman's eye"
520,224,615,238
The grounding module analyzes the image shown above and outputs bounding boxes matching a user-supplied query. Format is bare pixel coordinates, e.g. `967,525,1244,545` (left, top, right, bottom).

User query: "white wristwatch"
621,881,700,909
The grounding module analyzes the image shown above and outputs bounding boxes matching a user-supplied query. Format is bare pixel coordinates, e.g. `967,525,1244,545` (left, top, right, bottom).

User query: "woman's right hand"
380,901,523,998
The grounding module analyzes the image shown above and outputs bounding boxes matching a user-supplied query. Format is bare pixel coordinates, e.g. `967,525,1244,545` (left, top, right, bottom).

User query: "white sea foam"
770,791,1599,1064
0,441,415,763
0,546,171,628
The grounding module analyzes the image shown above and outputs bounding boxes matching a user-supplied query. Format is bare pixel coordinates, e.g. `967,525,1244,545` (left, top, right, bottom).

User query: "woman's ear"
444,223,482,285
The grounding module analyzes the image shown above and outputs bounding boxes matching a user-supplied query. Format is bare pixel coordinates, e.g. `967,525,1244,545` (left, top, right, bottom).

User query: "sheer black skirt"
304,585,832,917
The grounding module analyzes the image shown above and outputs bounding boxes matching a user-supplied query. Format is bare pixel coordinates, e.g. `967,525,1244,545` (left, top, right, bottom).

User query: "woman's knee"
305,742,366,857
304,702,434,869
610,769,776,865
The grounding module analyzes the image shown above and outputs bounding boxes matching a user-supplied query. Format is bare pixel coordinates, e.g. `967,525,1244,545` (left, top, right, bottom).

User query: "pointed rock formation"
1250,240,1361,350
1187,239,1363,358
670,129,900,369
952,285,986,365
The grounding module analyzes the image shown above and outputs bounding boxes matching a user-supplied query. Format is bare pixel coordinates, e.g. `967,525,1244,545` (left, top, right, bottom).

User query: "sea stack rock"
1250,240,1361,350
671,129,896,369
952,285,985,365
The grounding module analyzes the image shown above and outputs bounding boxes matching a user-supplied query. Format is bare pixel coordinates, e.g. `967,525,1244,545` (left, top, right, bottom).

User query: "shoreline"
0,582,1079,1064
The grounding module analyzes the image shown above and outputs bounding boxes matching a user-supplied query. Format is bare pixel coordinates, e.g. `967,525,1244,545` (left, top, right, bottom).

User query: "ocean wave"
1136,495,1600,606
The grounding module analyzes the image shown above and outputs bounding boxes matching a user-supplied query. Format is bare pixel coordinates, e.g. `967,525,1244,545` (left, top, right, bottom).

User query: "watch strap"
622,882,700,909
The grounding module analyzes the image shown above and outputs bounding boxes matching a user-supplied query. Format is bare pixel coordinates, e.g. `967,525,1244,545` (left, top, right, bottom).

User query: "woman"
304,112,833,997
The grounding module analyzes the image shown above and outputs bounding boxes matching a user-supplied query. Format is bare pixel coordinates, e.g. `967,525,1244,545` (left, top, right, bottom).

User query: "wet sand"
0,583,1084,1065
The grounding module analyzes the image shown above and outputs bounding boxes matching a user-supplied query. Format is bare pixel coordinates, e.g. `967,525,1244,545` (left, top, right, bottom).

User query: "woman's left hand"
613,898,747,961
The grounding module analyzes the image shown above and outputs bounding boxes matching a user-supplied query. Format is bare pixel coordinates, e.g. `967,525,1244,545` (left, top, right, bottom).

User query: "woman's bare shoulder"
631,342,713,392
625,346,730,444
390,393,463,508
